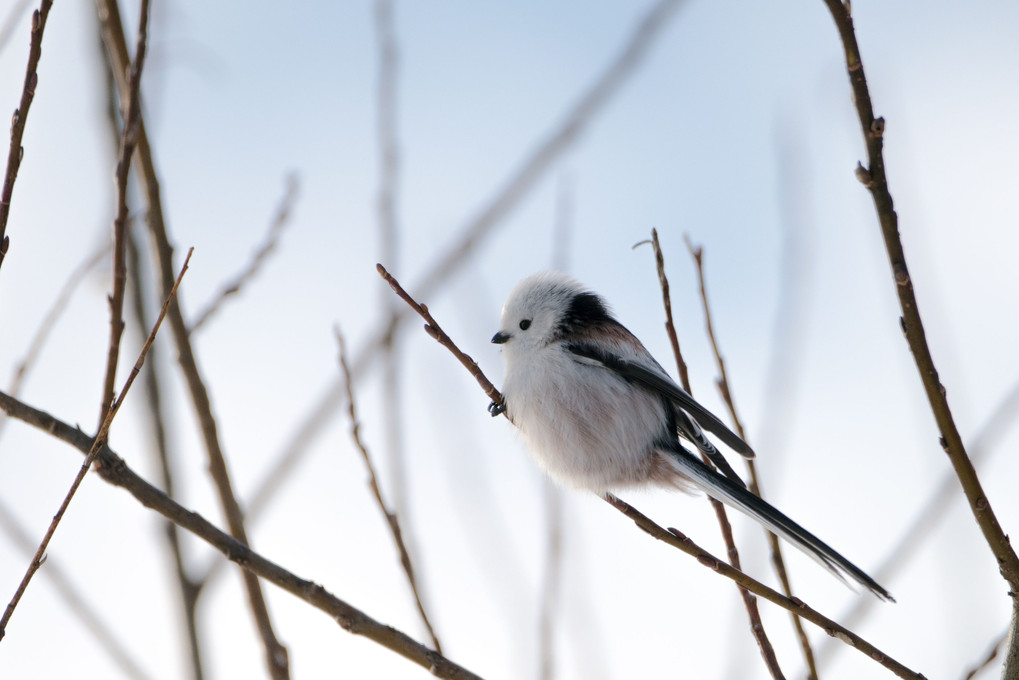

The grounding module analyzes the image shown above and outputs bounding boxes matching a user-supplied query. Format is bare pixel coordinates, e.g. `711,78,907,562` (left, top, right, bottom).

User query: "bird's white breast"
503,343,666,493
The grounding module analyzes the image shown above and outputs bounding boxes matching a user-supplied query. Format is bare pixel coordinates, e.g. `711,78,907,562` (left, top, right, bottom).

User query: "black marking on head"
557,292,613,336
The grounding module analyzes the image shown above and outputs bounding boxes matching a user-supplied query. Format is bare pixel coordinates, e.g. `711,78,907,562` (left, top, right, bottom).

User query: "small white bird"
490,271,892,600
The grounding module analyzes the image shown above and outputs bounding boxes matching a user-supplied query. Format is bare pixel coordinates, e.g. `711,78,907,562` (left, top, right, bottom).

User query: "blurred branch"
188,172,299,335
0,247,190,642
95,1,291,675
126,226,205,680
0,0,53,275
822,0,1019,595
0,243,108,442
0,497,152,680
98,0,149,428
963,627,1008,680
242,0,685,528
335,327,443,653
374,0,414,588
640,230,785,680
0,390,486,680
683,234,817,679
378,263,925,679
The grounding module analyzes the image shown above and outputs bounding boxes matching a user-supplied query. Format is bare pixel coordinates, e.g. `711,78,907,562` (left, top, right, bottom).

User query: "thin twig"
0,498,152,680
98,0,150,429
684,234,818,679
237,0,685,531
822,0,1019,595
188,173,299,334
640,229,785,680
377,264,925,679
335,326,443,653
0,243,108,442
0,390,485,680
126,225,205,680
0,0,53,274
376,264,501,404
0,247,191,642
95,1,291,674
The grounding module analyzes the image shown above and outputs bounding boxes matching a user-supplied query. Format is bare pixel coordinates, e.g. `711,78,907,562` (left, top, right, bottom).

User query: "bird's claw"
488,400,506,417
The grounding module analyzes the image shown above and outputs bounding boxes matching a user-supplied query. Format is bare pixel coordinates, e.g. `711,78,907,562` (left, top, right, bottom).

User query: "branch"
335,327,443,653
95,1,291,675
0,0,53,275
188,172,299,334
126,225,205,680
0,390,485,680
822,0,1019,592
639,230,786,679
377,263,925,679
684,234,818,678
0,247,190,642
98,0,149,428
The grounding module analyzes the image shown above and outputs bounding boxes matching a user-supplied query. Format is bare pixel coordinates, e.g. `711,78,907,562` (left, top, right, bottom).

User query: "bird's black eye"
519,319,531,331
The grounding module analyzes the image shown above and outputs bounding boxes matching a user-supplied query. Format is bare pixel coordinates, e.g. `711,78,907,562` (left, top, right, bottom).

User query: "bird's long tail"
663,447,893,601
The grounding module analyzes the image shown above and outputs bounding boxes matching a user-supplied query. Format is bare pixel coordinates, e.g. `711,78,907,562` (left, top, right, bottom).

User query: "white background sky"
1,1,1018,678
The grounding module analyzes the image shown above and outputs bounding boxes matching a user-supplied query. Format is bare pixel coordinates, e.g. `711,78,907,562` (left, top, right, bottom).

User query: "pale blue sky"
1,1,1017,678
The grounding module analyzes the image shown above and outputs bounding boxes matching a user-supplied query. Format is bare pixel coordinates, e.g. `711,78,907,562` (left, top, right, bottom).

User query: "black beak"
491,331,510,344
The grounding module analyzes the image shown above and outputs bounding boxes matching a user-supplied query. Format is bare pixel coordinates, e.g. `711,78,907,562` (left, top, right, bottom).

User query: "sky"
1,0,1018,678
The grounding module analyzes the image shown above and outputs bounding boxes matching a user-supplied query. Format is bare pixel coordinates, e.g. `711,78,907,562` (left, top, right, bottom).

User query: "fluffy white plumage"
491,271,892,601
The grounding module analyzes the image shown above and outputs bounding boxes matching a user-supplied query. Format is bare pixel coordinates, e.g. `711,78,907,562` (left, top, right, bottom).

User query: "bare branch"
641,229,785,680
0,247,190,642
378,264,926,679
0,390,485,680
0,0,54,275
126,225,205,680
98,0,150,428
335,326,443,653
188,173,299,334
95,1,291,674
683,234,818,678
822,0,1019,595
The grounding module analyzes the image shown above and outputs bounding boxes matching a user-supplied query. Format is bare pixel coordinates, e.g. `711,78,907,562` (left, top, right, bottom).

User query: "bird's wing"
565,341,754,458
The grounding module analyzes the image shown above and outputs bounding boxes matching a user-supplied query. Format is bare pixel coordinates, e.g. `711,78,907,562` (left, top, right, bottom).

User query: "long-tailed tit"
490,271,892,600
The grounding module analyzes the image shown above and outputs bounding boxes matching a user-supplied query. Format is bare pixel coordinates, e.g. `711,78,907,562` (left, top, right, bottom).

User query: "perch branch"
378,263,924,679
0,390,484,680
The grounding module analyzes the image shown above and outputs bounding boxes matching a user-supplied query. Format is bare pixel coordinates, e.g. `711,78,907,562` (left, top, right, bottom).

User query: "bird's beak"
491,331,510,344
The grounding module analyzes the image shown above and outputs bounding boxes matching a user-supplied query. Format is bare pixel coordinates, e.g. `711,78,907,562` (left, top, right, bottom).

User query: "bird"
489,270,892,601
